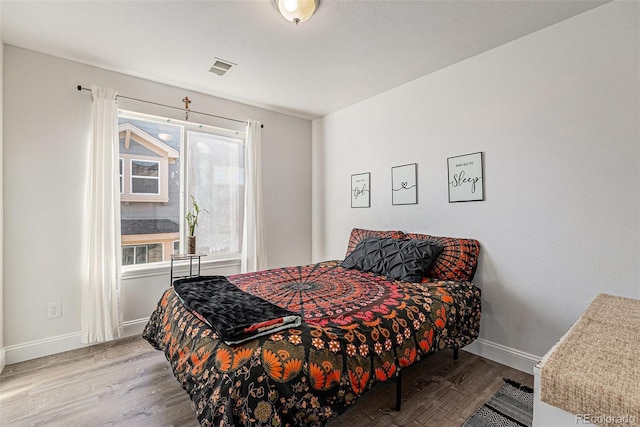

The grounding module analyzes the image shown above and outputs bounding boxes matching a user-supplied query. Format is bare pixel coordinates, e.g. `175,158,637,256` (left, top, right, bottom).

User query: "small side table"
170,253,205,285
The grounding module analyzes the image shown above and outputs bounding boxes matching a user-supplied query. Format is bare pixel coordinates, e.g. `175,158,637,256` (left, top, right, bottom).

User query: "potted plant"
186,194,208,254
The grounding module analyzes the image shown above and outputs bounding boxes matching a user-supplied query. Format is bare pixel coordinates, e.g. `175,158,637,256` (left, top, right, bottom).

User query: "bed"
143,228,482,426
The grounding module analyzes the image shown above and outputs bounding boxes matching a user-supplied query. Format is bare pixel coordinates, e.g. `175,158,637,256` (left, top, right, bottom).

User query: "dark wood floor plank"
0,336,532,426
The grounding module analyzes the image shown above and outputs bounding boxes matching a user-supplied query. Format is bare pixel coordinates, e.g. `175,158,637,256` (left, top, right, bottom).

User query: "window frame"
118,109,246,272
119,158,124,195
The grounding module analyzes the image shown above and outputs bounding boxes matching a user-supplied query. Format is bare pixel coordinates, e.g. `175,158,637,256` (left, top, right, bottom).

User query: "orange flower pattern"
143,260,481,426
308,348,343,391
261,339,305,383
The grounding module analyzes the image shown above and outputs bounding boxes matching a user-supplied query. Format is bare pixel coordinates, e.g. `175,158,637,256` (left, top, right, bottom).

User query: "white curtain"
241,120,268,273
81,86,122,344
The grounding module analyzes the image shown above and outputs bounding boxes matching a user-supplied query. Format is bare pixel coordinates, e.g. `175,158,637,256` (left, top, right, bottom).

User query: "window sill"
121,255,241,280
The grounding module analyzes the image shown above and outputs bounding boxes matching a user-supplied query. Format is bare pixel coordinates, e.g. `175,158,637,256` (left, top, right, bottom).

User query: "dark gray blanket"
172,275,301,345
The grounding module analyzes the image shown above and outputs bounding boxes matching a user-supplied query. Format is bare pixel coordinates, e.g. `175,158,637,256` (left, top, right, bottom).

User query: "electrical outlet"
48,302,61,319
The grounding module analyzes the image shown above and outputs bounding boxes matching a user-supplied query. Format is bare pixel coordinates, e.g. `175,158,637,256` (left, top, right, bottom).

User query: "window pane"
188,130,244,255
131,177,159,194
122,246,134,265
148,243,163,263
135,245,148,264
119,115,181,265
132,160,159,177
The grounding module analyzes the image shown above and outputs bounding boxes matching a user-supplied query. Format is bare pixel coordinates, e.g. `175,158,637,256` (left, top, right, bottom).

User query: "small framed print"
447,152,484,202
351,172,370,208
392,163,418,205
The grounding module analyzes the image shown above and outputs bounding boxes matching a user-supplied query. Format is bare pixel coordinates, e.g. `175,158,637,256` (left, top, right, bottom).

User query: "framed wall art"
447,152,484,202
392,163,417,205
351,172,370,208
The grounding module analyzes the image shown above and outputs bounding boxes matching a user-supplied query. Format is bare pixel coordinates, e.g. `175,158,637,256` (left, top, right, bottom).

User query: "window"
130,159,160,194
118,111,245,267
122,243,163,266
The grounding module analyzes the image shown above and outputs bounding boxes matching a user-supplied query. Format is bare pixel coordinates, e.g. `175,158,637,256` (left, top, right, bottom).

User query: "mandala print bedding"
143,260,481,426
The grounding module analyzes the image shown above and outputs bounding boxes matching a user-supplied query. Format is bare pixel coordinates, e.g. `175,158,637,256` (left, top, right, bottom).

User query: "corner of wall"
310,119,326,262
1,9,6,373
0,349,5,374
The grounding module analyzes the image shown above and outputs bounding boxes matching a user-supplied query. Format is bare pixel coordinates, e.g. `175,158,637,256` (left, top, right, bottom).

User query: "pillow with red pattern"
405,232,481,282
344,228,406,259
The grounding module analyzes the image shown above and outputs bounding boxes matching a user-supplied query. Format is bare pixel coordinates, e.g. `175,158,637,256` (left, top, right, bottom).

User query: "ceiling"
1,0,608,120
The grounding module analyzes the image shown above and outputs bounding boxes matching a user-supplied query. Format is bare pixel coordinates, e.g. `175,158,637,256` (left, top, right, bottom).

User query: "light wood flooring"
0,336,532,426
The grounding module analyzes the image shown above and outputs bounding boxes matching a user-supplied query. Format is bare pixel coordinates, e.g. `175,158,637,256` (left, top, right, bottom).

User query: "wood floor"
0,336,532,426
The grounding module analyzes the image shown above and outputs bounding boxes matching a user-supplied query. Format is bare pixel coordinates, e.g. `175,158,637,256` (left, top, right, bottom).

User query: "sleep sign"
447,152,484,202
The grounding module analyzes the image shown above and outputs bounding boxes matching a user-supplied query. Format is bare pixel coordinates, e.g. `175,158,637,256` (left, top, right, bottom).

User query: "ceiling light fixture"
273,0,319,25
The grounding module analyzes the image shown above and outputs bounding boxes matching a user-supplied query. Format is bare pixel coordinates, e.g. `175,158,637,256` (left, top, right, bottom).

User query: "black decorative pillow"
344,228,406,259
342,237,444,282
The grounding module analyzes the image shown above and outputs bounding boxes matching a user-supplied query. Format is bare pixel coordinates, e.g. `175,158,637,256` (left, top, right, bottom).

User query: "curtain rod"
77,85,263,128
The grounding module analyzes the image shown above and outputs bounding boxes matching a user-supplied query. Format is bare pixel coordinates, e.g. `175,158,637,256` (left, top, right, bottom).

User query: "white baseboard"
463,338,541,374
5,322,540,374
4,318,149,365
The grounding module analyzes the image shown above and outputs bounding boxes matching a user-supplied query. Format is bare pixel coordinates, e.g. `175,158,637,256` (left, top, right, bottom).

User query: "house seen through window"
118,111,245,267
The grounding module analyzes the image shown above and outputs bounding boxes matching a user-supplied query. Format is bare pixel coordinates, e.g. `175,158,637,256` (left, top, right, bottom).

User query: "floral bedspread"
142,260,481,426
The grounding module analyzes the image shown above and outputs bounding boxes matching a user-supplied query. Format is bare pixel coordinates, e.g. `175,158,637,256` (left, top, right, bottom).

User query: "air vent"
209,58,235,76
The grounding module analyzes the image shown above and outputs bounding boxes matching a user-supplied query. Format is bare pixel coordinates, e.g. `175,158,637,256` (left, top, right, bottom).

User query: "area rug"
463,379,533,427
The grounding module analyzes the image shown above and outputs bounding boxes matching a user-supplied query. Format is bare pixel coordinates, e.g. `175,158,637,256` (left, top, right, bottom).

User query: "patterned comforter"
143,260,481,426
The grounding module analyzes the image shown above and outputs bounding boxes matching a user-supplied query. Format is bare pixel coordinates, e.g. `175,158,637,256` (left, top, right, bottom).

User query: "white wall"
3,46,312,363
312,1,639,372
